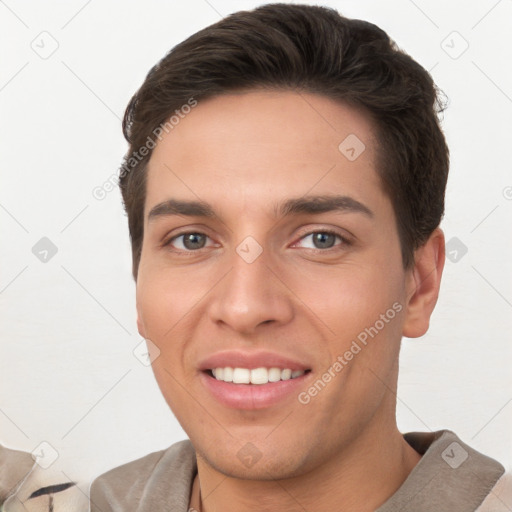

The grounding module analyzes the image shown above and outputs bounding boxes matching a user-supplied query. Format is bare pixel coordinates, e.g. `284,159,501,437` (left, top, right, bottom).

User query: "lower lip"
200,371,311,410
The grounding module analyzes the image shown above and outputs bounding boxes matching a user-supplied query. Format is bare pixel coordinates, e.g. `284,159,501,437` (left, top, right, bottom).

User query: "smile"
201,368,312,410
210,367,308,384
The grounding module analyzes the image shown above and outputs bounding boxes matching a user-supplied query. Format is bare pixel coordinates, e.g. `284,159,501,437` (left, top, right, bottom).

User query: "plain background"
1,0,511,488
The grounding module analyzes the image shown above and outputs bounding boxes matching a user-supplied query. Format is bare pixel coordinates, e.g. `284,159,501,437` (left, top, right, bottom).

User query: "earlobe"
402,228,446,338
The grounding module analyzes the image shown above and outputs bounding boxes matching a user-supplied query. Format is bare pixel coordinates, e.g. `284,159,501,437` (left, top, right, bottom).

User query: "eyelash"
161,229,352,254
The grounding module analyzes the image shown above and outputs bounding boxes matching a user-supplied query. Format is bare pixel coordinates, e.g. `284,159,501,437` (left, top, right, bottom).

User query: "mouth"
200,367,313,410
206,367,311,384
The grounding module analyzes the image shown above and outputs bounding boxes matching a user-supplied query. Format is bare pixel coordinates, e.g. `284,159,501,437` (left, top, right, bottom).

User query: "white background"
1,0,511,489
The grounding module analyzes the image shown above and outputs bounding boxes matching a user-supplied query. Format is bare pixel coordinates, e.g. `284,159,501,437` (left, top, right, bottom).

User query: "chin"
194,435,315,481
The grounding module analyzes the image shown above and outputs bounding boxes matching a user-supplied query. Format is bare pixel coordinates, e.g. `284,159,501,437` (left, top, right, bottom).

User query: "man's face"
136,90,414,479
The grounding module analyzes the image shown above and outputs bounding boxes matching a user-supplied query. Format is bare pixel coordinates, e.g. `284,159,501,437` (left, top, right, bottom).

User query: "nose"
208,246,294,335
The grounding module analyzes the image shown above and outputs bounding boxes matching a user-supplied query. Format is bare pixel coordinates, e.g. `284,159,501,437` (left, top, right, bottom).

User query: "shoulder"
89,439,196,512
378,429,507,512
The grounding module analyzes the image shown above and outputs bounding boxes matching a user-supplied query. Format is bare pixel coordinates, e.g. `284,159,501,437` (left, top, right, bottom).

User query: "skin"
135,90,445,511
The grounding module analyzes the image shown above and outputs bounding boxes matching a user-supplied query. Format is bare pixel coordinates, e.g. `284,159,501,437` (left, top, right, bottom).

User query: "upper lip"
198,350,311,372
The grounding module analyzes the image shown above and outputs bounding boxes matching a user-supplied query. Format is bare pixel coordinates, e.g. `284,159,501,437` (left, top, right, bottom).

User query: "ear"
402,227,445,338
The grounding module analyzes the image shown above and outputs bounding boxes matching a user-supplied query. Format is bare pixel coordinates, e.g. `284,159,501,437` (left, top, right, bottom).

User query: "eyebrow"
147,194,374,223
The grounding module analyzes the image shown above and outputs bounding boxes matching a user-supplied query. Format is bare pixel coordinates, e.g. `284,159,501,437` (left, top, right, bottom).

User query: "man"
89,3,511,511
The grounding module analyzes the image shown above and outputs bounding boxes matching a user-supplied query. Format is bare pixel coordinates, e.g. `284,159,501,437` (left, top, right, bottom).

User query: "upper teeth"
211,367,306,384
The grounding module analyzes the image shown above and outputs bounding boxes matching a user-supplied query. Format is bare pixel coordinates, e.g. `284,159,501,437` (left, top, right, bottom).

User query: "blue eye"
295,230,347,250
163,229,350,253
306,232,337,249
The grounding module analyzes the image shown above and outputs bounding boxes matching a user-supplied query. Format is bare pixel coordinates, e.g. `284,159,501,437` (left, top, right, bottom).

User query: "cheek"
290,260,403,338
135,273,194,401
291,264,404,422
136,270,198,411
136,264,205,341
288,257,406,412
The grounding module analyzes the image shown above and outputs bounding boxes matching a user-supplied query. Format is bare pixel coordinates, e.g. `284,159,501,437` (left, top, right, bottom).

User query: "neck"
190,414,421,512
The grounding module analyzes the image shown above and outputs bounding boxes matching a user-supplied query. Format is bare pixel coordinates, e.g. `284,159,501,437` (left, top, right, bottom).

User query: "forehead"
144,90,388,221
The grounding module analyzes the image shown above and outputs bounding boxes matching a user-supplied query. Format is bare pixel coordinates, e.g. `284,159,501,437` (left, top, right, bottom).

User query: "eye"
164,232,215,251
293,230,349,250
163,229,350,253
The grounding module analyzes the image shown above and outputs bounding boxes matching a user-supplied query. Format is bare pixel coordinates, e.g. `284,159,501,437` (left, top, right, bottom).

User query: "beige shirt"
89,430,510,511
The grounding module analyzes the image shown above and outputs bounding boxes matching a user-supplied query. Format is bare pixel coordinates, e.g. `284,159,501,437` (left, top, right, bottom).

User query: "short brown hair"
119,3,449,280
